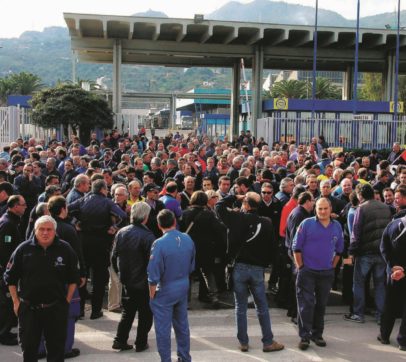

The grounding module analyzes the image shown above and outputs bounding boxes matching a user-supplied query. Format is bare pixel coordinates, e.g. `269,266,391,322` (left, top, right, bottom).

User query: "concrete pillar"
112,39,122,125
170,94,177,130
383,52,396,102
252,45,264,137
71,51,77,84
343,65,353,100
230,61,241,139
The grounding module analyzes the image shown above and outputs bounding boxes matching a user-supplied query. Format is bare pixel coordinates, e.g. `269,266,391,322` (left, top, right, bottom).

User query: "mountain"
207,0,352,27
0,1,404,91
132,9,168,18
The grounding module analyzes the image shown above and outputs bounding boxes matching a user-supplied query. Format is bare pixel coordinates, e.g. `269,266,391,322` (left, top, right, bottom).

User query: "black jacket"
68,192,127,234
180,206,226,267
111,223,155,290
215,195,276,267
54,217,86,278
146,199,165,238
4,236,80,304
0,211,23,272
258,198,282,239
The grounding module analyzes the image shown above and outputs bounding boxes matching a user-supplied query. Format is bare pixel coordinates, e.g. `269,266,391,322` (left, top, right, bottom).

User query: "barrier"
0,106,57,148
257,116,406,149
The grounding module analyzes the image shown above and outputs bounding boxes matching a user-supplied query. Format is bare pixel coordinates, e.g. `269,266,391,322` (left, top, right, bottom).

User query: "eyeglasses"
261,191,273,195
18,203,27,207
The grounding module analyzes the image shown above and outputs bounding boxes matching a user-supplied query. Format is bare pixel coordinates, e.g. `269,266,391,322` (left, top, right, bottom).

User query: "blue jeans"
232,263,274,346
353,254,386,319
296,267,334,340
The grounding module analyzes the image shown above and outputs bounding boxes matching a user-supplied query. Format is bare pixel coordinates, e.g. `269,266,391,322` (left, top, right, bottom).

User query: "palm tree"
307,77,341,100
0,77,13,106
8,72,44,95
270,80,307,99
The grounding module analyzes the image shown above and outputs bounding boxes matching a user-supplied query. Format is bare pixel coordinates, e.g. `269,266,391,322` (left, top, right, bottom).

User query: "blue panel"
7,95,32,108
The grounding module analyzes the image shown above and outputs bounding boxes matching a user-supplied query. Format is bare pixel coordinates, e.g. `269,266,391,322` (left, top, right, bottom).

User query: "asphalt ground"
2,281,406,362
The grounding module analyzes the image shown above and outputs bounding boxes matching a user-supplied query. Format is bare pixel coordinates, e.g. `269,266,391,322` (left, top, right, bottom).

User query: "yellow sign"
390,101,404,113
329,147,344,154
274,98,289,110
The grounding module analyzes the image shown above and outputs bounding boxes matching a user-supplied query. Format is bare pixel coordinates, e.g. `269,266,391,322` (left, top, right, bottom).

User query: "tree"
0,72,44,106
9,72,44,95
307,77,341,100
269,80,307,99
31,84,114,145
359,73,382,101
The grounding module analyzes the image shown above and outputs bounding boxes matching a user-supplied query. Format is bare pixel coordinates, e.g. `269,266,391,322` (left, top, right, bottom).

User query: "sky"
0,0,403,38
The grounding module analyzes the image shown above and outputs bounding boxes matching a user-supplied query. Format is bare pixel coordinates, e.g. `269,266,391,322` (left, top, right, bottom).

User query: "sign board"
390,101,404,113
273,98,289,110
329,147,344,154
353,114,373,121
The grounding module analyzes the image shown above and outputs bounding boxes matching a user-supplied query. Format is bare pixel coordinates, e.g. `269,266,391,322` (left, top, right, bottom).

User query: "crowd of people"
0,128,405,361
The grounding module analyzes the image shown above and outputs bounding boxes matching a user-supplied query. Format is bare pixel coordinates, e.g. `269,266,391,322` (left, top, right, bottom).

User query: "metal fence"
0,106,57,148
257,116,406,149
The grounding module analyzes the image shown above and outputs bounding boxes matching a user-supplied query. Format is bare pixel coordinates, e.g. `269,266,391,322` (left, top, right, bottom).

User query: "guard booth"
200,114,230,140
258,98,406,149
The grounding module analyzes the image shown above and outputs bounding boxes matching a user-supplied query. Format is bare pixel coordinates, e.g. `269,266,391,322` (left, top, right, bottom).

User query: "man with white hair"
111,202,155,352
4,215,80,361
66,174,90,204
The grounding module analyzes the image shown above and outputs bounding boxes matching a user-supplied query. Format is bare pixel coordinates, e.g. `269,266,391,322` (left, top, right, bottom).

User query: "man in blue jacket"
148,209,195,362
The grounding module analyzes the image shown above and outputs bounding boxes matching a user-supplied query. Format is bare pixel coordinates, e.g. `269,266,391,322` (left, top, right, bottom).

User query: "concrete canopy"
64,13,406,72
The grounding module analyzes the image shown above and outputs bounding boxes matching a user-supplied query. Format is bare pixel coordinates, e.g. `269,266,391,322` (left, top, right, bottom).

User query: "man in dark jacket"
4,215,80,362
181,191,225,306
68,179,127,319
379,215,406,351
112,202,155,352
345,184,392,323
0,182,14,217
13,163,42,232
215,192,284,353
0,195,26,346
144,184,165,238
43,195,86,359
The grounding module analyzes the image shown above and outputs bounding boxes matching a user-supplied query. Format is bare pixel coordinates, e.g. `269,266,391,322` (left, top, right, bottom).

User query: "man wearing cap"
144,184,165,238
100,149,117,171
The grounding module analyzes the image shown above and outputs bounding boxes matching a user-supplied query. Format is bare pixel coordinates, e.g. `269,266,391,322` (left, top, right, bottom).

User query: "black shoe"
37,351,47,359
198,295,212,303
291,317,298,325
112,341,133,351
377,335,390,345
7,332,17,339
135,343,149,352
311,336,327,347
0,336,18,346
90,311,103,320
298,338,310,350
65,348,81,359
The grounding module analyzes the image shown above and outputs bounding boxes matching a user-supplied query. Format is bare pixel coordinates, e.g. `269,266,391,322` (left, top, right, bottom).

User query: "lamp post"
311,0,318,120
353,0,360,115
394,0,401,121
